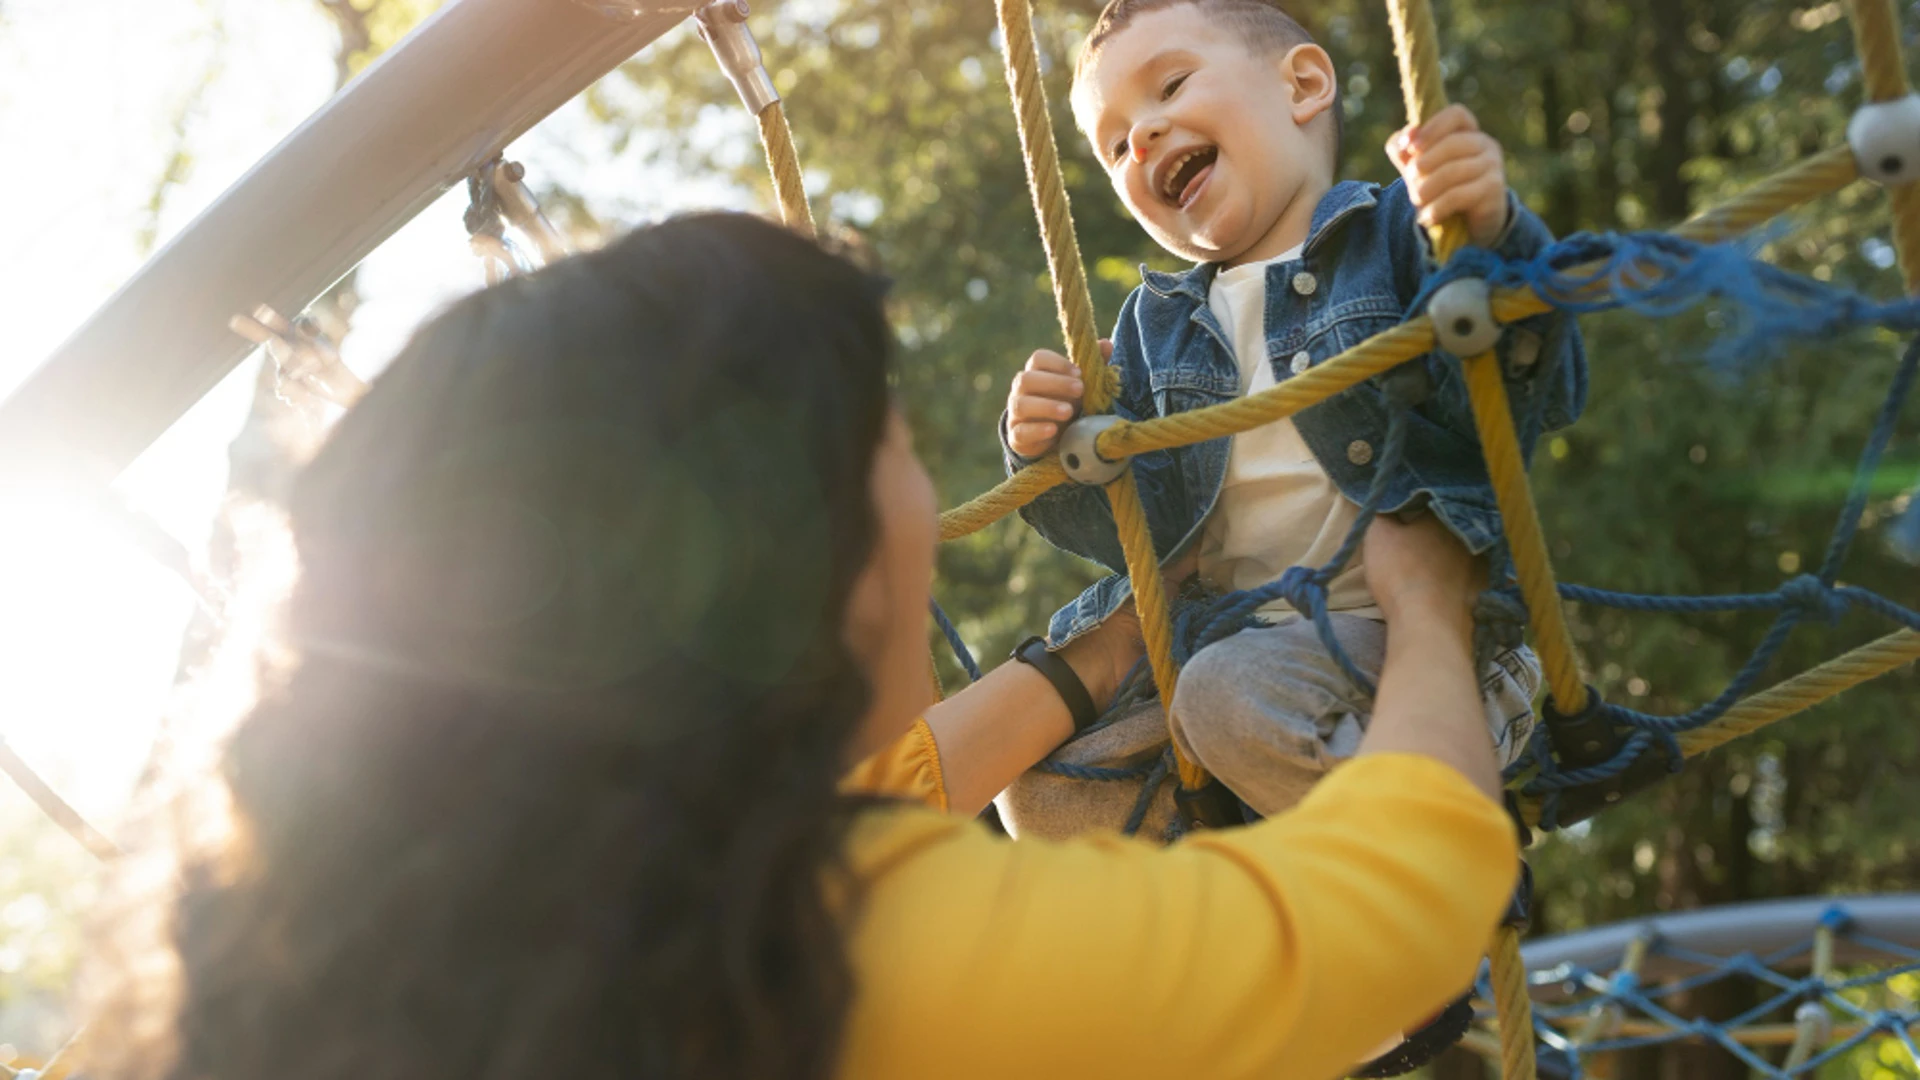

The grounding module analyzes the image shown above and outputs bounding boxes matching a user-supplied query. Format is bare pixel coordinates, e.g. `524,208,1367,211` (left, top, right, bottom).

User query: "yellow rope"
938,459,1070,542
1385,0,1471,258
756,101,816,237
0,739,118,861
1850,0,1911,105
1097,321,1436,459
1462,359,1587,713
1490,926,1540,1080
1848,0,1920,289
1386,0,1584,725
993,0,1115,410
1672,145,1862,244
1676,630,1920,757
993,0,1207,789
1106,471,1209,789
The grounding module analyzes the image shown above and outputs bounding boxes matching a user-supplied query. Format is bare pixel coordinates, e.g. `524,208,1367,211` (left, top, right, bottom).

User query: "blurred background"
1,0,1916,1075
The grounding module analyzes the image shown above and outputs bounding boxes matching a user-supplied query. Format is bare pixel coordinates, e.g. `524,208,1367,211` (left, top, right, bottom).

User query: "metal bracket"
229,305,369,409
1058,414,1128,485
697,0,779,115
1428,276,1502,357
1848,93,1920,185
484,158,569,263
1537,685,1676,828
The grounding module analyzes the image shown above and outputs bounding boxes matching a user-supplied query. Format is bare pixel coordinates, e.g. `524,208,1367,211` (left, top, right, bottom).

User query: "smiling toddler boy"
1001,0,1585,867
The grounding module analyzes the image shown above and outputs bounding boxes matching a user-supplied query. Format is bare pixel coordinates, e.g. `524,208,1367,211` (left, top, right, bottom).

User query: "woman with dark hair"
104,212,1520,1080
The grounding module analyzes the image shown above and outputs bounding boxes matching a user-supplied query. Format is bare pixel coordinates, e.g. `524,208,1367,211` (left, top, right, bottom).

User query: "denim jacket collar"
1137,180,1385,302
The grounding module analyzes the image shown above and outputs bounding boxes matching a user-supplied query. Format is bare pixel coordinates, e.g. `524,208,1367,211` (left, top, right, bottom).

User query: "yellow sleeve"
837,754,1519,1080
839,718,948,813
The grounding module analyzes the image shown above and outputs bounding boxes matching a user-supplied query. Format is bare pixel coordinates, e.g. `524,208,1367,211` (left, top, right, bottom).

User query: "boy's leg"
996,699,1180,841
1170,614,1387,817
1173,617,1544,817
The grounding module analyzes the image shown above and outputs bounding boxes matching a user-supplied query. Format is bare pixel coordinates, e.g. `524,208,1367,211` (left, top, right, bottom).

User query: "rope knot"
1275,565,1329,615
1780,574,1848,624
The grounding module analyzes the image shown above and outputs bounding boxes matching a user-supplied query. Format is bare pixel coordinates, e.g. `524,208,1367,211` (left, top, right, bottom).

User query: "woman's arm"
840,516,1517,1079
1353,513,1504,801
922,605,1143,816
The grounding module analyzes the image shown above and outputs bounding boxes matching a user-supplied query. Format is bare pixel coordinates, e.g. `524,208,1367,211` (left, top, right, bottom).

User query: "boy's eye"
1110,137,1129,163
1161,72,1189,100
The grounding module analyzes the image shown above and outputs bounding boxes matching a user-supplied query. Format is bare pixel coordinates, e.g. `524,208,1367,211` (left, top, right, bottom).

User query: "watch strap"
1010,635,1100,733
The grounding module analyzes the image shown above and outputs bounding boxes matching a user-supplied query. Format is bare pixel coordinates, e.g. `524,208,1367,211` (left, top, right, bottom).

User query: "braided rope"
994,0,1208,789
1851,0,1911,106
1386,0,1471,259
0,739,117,861
1490,926,1540,1080
938,458,1069,541
1848,0,1920,289
1098,321,1435,458
1675,630,1920,757
1107,472,1210,789
1673,145,1862,244
993,0,1114,410
1463,360,1587,713
1387,0,1584,730
1385,5,1547,1075
756,101,816,236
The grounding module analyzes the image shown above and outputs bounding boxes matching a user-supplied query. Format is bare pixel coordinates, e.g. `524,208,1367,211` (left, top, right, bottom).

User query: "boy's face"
1072,6,1335,266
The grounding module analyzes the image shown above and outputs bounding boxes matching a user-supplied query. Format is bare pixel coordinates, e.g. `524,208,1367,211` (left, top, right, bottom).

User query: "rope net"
1471,901,1920,1078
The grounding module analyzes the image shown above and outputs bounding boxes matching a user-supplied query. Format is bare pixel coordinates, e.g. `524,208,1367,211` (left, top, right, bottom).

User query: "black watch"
1009,636,1101,733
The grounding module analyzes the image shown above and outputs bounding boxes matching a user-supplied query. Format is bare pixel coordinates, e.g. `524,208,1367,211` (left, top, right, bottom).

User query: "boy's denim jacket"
1004,178,1588,647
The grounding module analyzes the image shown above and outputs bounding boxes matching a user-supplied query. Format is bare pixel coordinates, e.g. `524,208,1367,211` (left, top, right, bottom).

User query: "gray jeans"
999,614,1540,840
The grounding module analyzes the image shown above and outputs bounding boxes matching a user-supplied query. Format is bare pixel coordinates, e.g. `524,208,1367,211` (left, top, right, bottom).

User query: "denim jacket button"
1291,271,1318,296
1347,439,1374,466
1289,350,1311,375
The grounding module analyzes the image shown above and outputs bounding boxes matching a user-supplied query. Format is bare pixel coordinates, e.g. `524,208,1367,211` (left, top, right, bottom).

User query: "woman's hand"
1363,512,1482,629
922,551,1194,816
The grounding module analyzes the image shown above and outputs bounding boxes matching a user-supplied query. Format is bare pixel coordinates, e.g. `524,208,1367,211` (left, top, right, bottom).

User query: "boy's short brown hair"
1074,0,1344,166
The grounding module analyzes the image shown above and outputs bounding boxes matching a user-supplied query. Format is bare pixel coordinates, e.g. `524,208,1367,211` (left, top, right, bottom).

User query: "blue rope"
1514,904,1920,1078
1171,403,1415,698
1519,334,1920,809
929,598,983,683
1411,230,1920,370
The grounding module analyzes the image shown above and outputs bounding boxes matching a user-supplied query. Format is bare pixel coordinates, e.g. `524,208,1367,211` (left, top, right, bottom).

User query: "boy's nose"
1129,120,1165,163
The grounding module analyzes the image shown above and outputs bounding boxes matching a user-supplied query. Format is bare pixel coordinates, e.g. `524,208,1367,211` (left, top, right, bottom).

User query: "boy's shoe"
1348,992,1474,1079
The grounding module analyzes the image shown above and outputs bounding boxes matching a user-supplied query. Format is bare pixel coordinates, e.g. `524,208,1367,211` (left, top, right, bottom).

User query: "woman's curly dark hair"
133,213,894,1080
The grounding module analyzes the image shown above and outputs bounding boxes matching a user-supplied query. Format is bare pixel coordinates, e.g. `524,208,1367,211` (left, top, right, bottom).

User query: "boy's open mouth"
1161,146,1218,208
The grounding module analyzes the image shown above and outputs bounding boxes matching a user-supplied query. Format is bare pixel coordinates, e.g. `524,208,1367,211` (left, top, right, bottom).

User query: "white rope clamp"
1847,93,1920,185
697,0,779,116
1428,276,1502,357
1058,415,1129,485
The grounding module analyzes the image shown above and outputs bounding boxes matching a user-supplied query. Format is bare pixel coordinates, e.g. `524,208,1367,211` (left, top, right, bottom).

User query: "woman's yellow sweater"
836,720,1519,1080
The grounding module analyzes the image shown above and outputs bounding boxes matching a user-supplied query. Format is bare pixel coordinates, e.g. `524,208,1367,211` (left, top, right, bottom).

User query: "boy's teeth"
1163,150,1197,199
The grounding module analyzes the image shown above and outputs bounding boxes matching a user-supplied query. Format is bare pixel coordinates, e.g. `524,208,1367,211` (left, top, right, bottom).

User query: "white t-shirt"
1195,247,1381,621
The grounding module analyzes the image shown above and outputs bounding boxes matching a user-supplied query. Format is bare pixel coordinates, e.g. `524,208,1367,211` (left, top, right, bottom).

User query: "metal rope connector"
1847,93,1920,185
230,305,368,409
697,0,779,116
1428,276,1503,357
1057,415,1129,485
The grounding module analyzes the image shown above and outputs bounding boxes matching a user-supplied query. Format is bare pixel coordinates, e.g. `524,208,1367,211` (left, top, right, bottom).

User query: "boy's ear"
1281,42,1338,127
